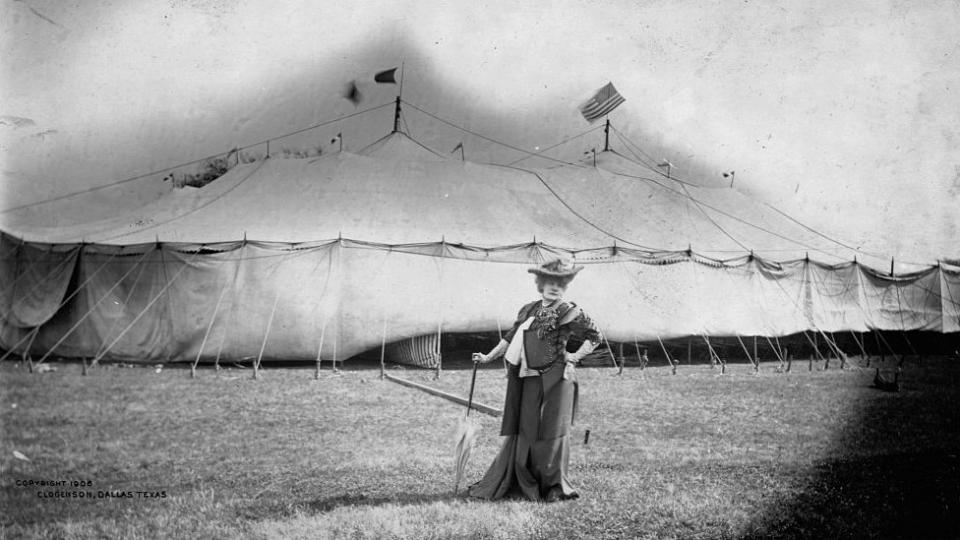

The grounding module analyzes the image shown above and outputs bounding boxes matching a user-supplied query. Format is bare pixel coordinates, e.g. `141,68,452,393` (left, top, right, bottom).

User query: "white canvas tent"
2,105,958,366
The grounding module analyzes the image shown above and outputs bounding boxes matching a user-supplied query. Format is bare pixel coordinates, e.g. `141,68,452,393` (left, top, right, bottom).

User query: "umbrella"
453,361,480,495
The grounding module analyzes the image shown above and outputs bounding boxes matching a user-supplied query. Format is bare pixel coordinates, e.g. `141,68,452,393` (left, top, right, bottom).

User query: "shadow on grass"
739,357,960,540
238,490,457,520
741,452,960,540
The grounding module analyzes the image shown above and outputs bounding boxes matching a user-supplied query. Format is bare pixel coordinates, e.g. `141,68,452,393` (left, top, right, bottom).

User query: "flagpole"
604,118,610,152
393,61,405,134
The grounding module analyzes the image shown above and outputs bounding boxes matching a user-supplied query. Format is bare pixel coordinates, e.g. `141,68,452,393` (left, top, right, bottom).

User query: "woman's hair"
535,274,572,293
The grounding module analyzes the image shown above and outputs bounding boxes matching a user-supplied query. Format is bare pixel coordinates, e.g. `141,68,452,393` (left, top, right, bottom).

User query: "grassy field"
1,355,959,539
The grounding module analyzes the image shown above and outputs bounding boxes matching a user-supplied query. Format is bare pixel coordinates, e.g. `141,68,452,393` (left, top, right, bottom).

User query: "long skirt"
467,370,579,501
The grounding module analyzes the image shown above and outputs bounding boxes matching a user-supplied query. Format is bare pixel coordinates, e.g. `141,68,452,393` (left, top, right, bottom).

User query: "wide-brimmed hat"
528,258,583,279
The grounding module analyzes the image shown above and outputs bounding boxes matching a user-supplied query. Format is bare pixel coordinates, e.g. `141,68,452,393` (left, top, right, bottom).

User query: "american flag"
578,82,625,123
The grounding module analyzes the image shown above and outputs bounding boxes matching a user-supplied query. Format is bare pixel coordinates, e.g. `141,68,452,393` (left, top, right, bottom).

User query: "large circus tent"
2,89,958,370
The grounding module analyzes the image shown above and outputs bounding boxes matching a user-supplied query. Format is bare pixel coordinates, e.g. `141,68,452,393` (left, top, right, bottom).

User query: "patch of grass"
1,357,959,538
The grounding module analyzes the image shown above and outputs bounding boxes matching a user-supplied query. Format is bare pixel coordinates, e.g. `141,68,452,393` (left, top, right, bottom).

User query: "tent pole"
753,336,758,368
704,334,716,369
702,334,723,373
157,242,177,366
434,241,446,380
603,119,610,152
656,335,675,375
254,254,288,380
687,338,691,365
255,285,282,380
379,316,387,380
850,331,868,365
634,338,647,371
600,330,619,370
214,241,246,372
315,318,327,380
734,335,757,374
192,271,233,379
333,237,344,373
765,336,784,370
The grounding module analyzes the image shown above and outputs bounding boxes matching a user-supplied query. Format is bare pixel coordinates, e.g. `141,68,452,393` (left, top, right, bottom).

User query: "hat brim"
527,266,583,278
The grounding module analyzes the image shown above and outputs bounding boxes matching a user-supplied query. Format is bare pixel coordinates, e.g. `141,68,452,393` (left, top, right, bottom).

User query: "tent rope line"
606,139,854,263
253,251,290,379
612,125,937,268
0,101,396,215
402,99,590,169
506,125,606,166
0,249,123,362
92,252,150,360
4,100,945,270
494,163,657,251
93,160,270,243
91,251,201,366
191,259,235,377
36,249,150,366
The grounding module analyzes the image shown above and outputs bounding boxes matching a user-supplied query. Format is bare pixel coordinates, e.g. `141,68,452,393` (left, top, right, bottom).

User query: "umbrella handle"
466,361,478,417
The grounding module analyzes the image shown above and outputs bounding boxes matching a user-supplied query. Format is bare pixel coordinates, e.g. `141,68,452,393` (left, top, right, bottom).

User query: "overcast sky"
1,0,958,264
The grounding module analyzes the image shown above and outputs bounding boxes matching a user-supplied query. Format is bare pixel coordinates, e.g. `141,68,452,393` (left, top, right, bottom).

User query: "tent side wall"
1,234,957,364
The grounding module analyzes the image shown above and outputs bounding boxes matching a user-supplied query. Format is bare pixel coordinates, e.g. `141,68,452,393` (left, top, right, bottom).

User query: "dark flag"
374,67,398,84
343,81,361,105
578,82,625,123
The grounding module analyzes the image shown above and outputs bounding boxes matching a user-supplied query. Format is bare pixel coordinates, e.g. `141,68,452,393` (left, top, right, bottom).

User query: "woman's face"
540,279,567,303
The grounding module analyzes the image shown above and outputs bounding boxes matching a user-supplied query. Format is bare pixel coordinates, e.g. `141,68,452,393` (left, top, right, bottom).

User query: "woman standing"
469,259,600,502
